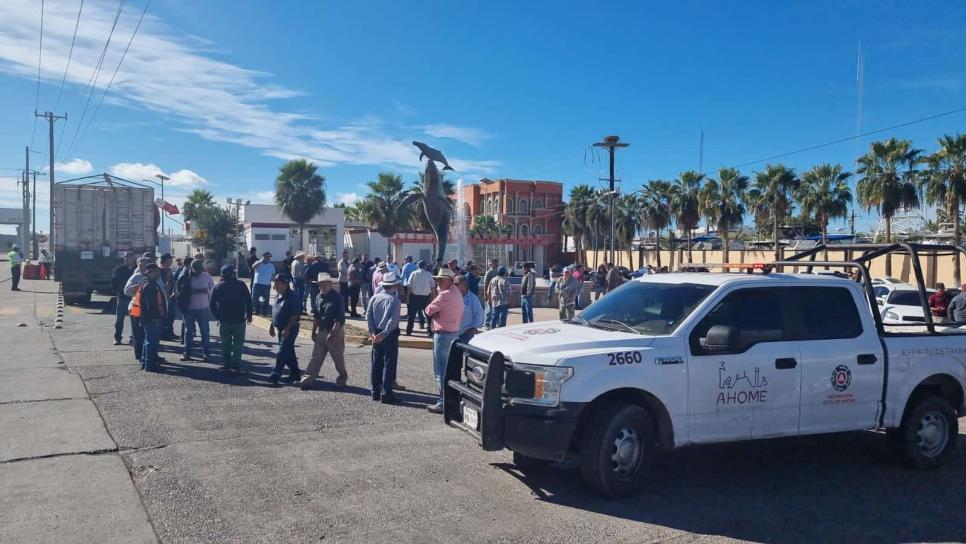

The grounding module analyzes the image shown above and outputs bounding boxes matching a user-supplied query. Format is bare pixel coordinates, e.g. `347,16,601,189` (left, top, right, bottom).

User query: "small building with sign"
239,204,345,263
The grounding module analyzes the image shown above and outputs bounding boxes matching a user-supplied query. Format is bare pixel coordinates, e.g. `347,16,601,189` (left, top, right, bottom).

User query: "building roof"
478,178,563,188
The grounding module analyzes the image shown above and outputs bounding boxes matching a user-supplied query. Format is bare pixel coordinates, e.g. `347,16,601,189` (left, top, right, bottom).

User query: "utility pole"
35,111,66,256
22,147,30,254
32,171,41,258
592,135,630,265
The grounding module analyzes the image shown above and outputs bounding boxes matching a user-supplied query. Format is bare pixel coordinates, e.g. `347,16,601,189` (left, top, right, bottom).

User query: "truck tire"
891,395,958,469
579,403,655,498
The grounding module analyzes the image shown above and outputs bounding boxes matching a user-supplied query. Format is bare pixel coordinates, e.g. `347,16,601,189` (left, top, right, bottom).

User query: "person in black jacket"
209,265,253,373
298,272,347,390
137,263,167,371
111,252,137,345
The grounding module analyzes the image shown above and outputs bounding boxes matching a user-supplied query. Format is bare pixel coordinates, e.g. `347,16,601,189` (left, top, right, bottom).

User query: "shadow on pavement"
492,430,965,543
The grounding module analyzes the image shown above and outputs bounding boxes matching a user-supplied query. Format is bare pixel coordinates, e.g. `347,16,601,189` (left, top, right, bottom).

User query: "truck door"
687,287,802,442
794,285,884,434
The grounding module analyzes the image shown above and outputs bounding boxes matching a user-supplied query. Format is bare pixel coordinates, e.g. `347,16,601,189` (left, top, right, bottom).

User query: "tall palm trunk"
722,228,730,268
686,228,693,263
821,213,829,263
655,232,663,269
953,197,962,285
298,224,305,252
884,216,892,276
667,229,675,270
773,198,781,263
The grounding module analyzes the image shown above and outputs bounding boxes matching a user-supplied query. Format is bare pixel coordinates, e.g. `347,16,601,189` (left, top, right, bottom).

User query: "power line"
30,0,46,150
53,0,85,112
729,105,966,170
73,0,150,155
62,0,127,161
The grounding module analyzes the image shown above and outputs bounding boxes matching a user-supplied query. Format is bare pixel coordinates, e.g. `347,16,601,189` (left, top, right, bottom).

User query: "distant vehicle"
873,277,906,286
53,176,158,305
880,287,933,325
873,282,915,306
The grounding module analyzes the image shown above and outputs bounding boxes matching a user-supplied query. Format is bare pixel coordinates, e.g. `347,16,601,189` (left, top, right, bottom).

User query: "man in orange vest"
132,263,167,371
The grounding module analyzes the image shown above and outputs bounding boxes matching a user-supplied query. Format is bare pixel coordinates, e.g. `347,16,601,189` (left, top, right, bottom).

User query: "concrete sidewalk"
0,270,158,544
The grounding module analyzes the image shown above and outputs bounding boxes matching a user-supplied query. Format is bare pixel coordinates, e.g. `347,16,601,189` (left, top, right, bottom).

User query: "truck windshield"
574,282,717,335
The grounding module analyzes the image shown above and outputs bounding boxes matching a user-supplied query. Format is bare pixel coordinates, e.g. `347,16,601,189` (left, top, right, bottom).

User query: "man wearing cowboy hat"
424,267,464,413
366,270,402,403
299,272,348,389
371,259,388,295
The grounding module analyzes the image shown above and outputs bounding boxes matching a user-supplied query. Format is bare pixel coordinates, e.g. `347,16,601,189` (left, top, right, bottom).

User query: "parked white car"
873,281,915,306
881,287,933,325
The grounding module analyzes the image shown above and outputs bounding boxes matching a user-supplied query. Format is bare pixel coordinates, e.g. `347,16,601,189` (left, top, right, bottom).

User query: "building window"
507,198,514,213
534,199,545,209
519,199,529,214
534,224,543,234
254,233,270,241
519,224,529,236
271,234,286,241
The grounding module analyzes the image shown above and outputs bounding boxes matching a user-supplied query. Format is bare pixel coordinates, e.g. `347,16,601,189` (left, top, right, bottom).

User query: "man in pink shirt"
424,267,464,413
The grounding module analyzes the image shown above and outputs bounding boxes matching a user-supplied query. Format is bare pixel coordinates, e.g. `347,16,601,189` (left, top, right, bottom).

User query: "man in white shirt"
405,260,434,335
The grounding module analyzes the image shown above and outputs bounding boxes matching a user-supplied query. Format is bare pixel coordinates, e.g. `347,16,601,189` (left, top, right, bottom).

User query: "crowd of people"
107,247,654,410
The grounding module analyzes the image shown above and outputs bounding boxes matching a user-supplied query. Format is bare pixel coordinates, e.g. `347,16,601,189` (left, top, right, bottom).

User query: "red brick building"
462,178,564,272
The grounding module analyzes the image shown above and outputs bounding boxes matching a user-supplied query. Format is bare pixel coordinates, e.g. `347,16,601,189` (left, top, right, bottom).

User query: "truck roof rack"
56,173,153,189
773,242,966,335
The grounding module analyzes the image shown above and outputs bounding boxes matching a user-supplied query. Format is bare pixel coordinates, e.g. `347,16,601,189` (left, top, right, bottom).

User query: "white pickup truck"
444,259,965,497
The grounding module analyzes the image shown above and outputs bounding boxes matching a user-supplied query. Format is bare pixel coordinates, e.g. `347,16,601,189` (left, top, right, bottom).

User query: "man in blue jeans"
251,252,275,316
424,268,464,413
366,271,401,403
269,272,302,385
111,252,136,345
134,263,167,371
180,259,214,362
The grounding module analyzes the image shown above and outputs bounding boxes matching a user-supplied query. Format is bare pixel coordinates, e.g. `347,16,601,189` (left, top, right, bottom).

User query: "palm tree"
614,194,641,266
921,133,966,284
752,164,799,261
564,184,594,264
856,138,921,275
639,180,673,269
669,171,704,263
797,164,852,256
275,159,326,251
355,172,415,255
743,186,769,242
181,188,214,223
701,167,749,265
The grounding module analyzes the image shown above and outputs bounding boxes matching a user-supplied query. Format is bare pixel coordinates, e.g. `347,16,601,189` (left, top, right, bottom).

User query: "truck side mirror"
705,325,740,353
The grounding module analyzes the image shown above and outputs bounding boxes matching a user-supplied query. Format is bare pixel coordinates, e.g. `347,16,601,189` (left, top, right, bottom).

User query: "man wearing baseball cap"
424,267,464,413
299,272,347,389
252,252,275,316
209,265,253,373
269,272,301,385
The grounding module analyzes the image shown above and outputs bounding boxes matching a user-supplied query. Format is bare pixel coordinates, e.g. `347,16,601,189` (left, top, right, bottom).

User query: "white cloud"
337,192,361,206
108,162,207,187
53,158,94,175
0,1,498,173
168,169,208,187
422,124,492,146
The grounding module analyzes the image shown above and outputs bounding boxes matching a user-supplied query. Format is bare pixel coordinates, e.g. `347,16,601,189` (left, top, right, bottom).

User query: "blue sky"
0,0,964,235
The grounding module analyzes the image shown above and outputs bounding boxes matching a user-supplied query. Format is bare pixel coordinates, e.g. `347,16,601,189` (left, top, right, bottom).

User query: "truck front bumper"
444,342,584,462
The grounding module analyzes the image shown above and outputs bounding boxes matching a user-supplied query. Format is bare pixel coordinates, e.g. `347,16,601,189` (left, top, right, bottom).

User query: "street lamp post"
592,135,630,266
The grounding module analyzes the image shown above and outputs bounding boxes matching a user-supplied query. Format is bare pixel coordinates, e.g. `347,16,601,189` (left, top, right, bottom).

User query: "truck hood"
467,321,656,366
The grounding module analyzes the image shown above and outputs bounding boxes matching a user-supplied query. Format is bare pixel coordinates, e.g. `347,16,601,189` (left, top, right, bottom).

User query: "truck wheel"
894,395,958,469
512,451,549,470
579,403,655,498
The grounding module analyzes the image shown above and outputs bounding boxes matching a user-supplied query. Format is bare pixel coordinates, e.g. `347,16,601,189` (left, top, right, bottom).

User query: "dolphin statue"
403,145,454,262
412,141,454,171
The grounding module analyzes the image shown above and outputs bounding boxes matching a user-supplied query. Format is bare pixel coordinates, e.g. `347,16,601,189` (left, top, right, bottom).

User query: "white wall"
241,204,345,259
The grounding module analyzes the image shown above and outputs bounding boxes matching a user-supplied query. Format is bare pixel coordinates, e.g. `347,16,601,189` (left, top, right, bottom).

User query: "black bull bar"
444,342,536,451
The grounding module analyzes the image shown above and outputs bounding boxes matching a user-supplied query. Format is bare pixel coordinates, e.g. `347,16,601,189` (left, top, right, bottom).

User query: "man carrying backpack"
130,263,167,371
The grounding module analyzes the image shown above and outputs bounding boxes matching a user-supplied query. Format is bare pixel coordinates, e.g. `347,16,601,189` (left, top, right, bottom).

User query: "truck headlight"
885,311,900,321
509,363,573,407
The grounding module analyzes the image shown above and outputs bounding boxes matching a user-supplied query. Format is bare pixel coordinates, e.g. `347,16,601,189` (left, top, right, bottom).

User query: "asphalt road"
6,275,966,544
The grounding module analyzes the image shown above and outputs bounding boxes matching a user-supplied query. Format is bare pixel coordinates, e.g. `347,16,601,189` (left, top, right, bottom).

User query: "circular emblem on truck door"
831,365,852,392
523,328,560,335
